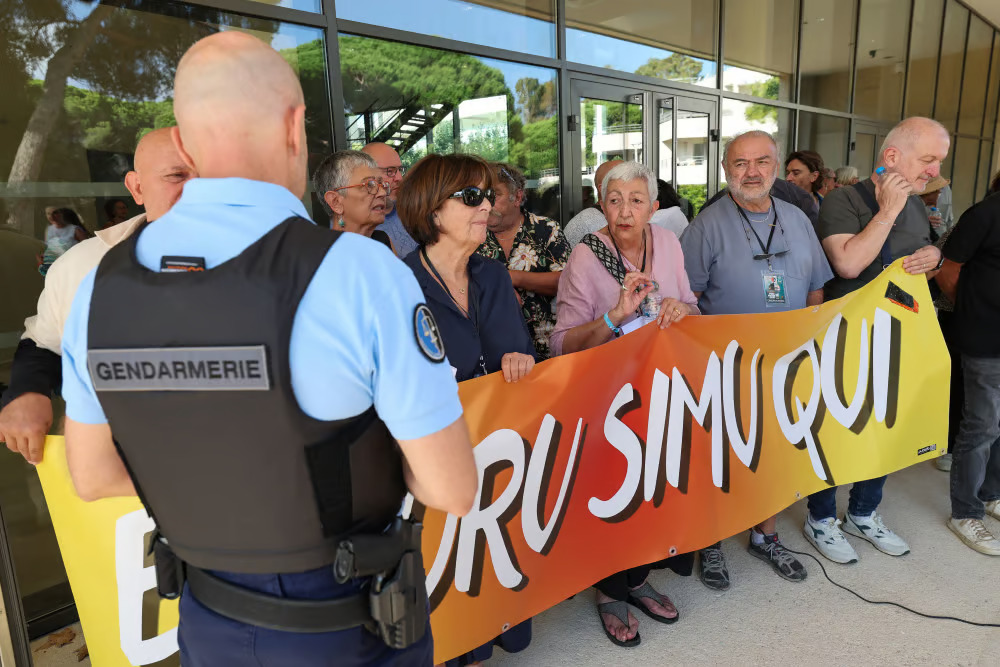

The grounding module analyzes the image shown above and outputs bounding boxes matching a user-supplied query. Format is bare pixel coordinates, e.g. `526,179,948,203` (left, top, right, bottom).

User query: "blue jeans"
178,566,433,666
807,476,887,522
951,355,1000,519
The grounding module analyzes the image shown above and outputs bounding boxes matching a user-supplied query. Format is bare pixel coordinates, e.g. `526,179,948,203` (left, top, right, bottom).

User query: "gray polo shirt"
681,196,833,315
816,178,931,299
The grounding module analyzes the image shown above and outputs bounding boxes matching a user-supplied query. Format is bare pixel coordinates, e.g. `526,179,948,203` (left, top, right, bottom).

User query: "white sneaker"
934,453,952,472
843,512,910,556
948,518,1000,556
804,516,858,564
985,500,1000,521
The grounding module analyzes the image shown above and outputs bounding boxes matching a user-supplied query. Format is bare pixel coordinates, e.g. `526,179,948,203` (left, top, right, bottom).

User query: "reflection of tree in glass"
338,36,559,180
581,100,642,168
636,53,704,84
2,0,287,232
677,184,707,215
744,78,781,123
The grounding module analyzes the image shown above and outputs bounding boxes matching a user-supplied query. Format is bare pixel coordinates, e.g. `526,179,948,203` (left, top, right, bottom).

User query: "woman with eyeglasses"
396,152,536,665
550,161,697,648
313,150,394,249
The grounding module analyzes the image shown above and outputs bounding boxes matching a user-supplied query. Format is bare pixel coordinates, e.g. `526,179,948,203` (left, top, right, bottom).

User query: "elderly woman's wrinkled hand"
656,298,693,329
610,272,657,323
501,352,535,383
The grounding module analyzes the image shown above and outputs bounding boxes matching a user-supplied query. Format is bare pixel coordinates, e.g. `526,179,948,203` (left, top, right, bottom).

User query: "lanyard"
421,247,487,378
731,194,783,271
607,226,647,274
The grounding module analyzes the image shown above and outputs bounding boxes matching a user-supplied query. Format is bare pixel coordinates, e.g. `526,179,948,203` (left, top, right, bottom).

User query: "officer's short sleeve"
60,270,107,424
369,254,464,441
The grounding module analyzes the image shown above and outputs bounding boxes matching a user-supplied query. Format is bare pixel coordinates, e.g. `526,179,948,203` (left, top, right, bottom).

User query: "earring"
337,218,345,229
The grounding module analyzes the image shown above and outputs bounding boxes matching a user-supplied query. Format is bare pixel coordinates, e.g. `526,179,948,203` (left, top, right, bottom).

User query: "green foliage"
677,184,707,215
636,53,704,84
743,77,781,124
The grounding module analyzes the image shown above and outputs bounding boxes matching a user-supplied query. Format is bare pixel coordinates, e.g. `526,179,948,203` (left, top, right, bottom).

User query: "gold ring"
673,308,681,315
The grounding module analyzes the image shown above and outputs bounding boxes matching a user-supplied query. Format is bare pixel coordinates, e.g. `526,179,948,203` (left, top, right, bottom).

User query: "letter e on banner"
115,510,178,665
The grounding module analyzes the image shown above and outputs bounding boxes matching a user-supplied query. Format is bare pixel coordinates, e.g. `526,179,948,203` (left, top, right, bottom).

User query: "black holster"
150,532,186,600
334,518,429,650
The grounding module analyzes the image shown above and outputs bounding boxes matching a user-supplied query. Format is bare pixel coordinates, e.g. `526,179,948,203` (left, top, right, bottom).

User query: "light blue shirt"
375,209,418,259
61,178,462,440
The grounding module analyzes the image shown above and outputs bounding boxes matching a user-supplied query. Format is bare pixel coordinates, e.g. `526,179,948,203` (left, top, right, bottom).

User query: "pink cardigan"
550,223,698,356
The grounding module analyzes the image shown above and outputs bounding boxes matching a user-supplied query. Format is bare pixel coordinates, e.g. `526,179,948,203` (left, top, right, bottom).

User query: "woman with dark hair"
39,207,90,275
785,150,825,205
103,198,129,228
650,179,689,238
396,152,537,665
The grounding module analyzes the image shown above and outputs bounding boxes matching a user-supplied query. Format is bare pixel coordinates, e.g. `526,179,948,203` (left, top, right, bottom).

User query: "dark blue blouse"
404,251,536,382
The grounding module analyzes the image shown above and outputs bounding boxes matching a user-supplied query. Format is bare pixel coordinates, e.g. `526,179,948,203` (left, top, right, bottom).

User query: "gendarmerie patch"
88,346,270,391
160,256,206,272
413,304,445,363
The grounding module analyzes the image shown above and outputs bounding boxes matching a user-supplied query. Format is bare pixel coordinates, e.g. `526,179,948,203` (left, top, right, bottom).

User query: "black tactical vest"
87,217,406,574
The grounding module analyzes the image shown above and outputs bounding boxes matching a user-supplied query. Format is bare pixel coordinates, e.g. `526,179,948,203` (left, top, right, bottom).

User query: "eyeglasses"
449,186,496,207
380,166,406,178
332,177,391,196
752,249,789,262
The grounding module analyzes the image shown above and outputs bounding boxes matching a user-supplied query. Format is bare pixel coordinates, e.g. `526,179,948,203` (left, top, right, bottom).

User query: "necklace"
421,247,471,313
607,227,647,274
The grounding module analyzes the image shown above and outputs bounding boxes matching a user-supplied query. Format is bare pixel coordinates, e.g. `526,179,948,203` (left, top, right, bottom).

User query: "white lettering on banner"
773,339,825,480
588,384,643,519
521,416,584,554
723,342,762,470
667,353,723,489
115,509,178,665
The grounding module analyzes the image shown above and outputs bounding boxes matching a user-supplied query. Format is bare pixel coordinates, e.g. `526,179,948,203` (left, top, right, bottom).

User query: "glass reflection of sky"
567,29,718,87
337,0,556,58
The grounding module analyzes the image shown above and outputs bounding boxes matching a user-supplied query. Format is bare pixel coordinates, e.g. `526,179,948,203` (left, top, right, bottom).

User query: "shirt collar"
96,213,146,248
176,178,310,219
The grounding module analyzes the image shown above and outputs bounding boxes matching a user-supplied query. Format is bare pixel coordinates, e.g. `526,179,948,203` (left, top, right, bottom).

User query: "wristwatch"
934,254,945,271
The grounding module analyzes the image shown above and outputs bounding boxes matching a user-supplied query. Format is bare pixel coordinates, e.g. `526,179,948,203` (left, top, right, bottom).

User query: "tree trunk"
4,5,112,234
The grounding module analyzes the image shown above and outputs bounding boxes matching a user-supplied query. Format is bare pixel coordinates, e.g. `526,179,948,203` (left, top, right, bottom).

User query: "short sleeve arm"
549,246,601,356
371,258,463,441
943,206,989,264
816,191,863,241
679,224,712,292
60,270,107,424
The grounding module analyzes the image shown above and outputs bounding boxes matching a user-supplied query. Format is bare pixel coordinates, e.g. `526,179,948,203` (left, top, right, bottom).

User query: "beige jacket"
23,213,146,354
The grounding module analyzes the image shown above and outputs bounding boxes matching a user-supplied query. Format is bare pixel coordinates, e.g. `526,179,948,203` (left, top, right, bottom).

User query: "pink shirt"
550,223,698,356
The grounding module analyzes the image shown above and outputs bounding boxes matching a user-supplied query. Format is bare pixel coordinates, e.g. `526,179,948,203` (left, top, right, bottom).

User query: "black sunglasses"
449,186,496,207
753,249,790,262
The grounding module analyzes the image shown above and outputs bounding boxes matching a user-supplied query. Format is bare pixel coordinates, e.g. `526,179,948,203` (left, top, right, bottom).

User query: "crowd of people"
1,31,999,666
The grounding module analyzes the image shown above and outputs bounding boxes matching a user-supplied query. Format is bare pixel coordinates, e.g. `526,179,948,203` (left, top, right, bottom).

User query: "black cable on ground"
783,548,1000,628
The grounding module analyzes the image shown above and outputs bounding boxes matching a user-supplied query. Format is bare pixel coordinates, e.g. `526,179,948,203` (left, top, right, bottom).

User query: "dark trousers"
178,566,432,667
594,553,694,601
950,355,1000,519
807,476,887,522
939,310,965,450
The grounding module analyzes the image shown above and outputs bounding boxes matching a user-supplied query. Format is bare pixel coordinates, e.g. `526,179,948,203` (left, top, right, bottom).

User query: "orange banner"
422,261,948,662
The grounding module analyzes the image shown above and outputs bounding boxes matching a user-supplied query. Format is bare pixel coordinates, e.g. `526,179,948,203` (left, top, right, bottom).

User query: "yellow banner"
35,261,947,666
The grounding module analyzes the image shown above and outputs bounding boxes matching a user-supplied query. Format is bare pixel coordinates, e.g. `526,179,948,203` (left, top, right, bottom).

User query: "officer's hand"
872,169,911,217
501,353,535,383
0,393,53,465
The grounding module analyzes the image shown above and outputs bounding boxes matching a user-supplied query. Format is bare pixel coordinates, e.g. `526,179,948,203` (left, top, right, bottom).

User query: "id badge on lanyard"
762,269,787,307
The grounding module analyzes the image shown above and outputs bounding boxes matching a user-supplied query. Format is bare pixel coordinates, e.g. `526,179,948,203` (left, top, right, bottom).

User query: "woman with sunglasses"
551,161,698,648
396,153,536,665
313,150,394,249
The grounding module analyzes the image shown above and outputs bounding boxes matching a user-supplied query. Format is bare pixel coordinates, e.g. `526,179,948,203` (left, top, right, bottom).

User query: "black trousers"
594,553,694,601
939,310,964,450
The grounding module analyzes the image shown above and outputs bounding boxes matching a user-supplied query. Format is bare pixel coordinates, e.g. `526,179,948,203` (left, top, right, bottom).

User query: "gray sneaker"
699,542,730,591
748,533,807,582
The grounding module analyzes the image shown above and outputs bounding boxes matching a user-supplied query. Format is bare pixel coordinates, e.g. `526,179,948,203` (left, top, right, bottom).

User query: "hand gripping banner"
35,261,948,665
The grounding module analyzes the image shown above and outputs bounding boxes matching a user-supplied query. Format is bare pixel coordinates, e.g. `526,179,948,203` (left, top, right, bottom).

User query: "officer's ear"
170,127,197,172
124,171,143,207
287,103,307,159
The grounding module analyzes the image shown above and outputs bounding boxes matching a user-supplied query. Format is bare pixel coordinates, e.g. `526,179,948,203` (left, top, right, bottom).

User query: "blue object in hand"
875,166,887,178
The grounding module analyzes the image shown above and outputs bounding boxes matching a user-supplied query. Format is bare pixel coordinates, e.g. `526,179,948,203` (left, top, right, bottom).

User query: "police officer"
60,32,478,666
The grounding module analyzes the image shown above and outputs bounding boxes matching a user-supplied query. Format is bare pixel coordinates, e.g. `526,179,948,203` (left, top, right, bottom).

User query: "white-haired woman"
550,161,698,647
835,165,859,187
313,150,393,249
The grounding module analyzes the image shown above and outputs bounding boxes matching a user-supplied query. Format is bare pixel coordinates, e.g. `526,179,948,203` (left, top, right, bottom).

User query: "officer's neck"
424,240,471,282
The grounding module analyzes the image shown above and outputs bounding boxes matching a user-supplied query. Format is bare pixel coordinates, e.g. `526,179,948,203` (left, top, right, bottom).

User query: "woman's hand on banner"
501,353,535,383
657,299,694,329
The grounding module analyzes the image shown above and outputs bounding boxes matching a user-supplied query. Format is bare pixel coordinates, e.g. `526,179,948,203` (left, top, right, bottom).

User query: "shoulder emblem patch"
413,304,446,363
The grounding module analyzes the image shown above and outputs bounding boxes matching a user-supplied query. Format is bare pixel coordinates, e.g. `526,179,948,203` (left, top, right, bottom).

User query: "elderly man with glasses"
680,129,833,591
364,142,418,258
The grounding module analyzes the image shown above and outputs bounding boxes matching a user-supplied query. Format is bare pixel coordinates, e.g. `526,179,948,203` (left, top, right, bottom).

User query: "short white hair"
600,161,657,204
879,117,949,160
722,130,779,164
835,166,858,185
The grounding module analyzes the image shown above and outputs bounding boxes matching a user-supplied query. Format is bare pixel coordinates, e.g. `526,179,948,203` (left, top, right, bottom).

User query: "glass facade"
2,0,999,647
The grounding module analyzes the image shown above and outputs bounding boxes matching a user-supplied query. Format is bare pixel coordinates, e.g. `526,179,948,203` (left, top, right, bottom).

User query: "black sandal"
626,581,679,624
596,600,640,647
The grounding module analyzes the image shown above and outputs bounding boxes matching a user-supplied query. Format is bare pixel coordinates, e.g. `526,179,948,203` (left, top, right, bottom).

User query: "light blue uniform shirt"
61,178,462,440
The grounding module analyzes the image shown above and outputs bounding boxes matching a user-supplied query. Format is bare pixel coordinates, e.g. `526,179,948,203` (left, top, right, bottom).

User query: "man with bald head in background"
364,141,418,258
59,32,476,666
0,128,192,465
564,159,623,247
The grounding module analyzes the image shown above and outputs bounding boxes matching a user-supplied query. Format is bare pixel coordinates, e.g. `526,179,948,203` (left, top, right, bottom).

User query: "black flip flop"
596,600,640,647
626,581,680,624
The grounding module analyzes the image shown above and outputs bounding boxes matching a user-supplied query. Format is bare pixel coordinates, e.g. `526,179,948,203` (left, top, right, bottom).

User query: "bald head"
124,128,194,221
594,160,623,204
172,32,308,196
362,142,403,209
878,116,950,193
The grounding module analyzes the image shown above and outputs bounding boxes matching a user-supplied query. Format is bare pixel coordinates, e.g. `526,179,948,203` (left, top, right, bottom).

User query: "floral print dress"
476,211,571,360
